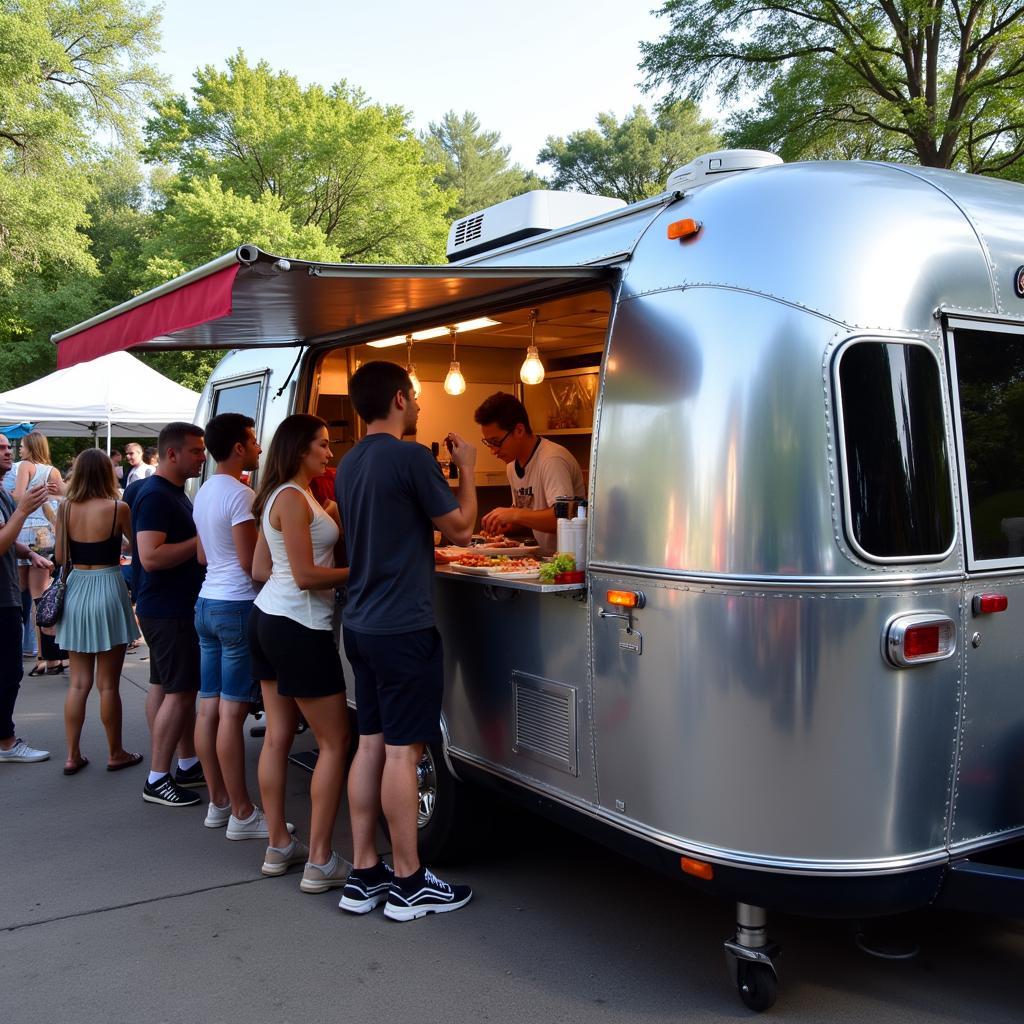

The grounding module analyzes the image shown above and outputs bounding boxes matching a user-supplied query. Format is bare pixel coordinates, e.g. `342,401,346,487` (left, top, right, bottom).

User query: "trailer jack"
724,903,781,1012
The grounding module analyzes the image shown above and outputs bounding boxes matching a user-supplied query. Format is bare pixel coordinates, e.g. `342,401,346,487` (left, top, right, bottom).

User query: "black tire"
379,741,470,864
736,961,778,1012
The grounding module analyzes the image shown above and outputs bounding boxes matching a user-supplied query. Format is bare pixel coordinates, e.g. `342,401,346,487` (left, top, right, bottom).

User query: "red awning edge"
56,264,240,368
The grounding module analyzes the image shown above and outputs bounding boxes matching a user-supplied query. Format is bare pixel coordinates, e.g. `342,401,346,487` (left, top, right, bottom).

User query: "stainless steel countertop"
435,564,586,594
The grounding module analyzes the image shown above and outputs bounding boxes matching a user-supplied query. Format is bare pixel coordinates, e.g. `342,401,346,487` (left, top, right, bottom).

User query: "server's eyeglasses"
482,429,512,450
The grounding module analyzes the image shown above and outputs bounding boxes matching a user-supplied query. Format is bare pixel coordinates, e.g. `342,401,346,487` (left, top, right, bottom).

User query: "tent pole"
106,419,111,455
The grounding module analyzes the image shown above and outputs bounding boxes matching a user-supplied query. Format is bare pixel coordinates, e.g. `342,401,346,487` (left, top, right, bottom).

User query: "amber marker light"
606,590,645,608
667,218,701,240
680,857,714,881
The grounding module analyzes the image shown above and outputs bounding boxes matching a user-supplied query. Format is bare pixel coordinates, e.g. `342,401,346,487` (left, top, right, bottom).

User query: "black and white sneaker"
339,860,395,914
383,866,473,921
143,774,202,807
174,762,206,788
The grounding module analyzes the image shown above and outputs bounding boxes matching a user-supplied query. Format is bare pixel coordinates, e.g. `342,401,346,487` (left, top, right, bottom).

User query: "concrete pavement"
3,646,1024,1024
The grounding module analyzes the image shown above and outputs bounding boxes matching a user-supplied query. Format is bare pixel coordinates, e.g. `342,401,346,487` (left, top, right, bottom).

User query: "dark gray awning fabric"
52,247,618,365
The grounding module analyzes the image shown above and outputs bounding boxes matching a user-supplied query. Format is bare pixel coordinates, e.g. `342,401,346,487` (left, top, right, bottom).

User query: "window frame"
832,335,957,565
200,369,269,487
944,315,1024,572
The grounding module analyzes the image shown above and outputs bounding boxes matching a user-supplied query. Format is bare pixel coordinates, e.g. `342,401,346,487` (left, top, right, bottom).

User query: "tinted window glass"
952,328,1024,563
838,342,954,559
212,380,262,421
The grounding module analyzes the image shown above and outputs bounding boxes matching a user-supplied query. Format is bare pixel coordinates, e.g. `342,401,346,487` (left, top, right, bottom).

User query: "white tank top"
255,482,339,631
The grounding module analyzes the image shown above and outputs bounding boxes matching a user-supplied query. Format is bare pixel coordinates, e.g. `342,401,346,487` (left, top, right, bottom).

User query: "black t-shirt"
337,434,457,635
0,489,20,608
129,475,204,618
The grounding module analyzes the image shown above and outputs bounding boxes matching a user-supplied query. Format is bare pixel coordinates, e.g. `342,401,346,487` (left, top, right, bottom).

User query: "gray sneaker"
300,851,353,893
262,839,310,877
225,807,296,841
204,802,231,829
0,739,50,763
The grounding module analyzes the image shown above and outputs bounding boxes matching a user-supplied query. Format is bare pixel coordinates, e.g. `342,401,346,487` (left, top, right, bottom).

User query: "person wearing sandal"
55,449,142,776
249,414,351,890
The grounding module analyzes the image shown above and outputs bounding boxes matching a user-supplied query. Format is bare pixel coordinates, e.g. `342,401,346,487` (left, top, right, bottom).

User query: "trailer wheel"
380,741,467,864
736,961,778,1012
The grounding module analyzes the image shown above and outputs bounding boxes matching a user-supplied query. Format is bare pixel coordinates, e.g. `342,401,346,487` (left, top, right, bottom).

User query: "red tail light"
884,614,956,668
973,593,1008,615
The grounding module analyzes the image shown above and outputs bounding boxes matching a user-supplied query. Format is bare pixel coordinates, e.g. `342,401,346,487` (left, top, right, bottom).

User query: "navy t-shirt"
337,434,457,635
129,475,204,618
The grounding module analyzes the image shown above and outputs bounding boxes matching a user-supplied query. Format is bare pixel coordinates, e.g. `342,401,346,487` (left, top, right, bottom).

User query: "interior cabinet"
520,365,600,436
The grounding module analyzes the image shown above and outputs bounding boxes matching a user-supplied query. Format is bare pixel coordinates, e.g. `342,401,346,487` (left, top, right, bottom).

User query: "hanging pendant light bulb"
443,326,466,396
404,335,421,398
519,308,545,385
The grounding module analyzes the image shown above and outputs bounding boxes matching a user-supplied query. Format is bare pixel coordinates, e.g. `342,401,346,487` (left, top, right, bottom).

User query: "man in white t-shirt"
192,413,267,839
124,442,155,487
474,391,585,555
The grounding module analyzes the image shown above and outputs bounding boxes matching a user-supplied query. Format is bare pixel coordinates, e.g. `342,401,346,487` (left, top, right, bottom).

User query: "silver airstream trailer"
52,151,1024,1010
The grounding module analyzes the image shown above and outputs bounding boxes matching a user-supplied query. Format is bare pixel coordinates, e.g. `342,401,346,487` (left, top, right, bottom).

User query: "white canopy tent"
0,351,200,451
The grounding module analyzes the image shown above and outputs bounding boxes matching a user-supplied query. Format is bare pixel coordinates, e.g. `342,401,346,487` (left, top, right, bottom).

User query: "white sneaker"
204,801,231,828
0,738,50,763
225,806,295,841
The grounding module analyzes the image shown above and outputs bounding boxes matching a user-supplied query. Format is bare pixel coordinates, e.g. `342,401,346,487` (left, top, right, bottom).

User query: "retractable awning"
52,245,619,369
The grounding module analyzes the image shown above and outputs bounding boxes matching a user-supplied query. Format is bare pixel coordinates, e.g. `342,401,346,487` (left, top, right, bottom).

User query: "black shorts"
138,616,200,695
248,605,346,700
342,626,443,746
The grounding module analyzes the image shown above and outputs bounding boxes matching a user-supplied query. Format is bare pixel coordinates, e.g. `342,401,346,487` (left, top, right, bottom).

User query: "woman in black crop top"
54,449,142,775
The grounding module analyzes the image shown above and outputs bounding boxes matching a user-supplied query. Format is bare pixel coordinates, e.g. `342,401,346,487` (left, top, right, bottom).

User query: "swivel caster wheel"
736,960,778,1012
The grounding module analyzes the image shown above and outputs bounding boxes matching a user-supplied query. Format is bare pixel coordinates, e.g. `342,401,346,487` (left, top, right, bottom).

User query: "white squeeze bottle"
570,504,588,569
555,498,574,558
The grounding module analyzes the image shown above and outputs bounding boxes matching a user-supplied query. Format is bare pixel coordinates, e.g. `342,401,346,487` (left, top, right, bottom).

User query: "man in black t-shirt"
131,422,207,808
337,361,478,920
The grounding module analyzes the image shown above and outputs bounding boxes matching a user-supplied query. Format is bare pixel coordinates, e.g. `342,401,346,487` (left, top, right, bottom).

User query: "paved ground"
3,647,1024,1024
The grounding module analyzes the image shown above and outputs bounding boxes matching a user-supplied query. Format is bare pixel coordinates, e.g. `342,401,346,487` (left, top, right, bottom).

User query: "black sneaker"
339,860,395,914
143,774,202,807
174,762,206,788
383,866,473,921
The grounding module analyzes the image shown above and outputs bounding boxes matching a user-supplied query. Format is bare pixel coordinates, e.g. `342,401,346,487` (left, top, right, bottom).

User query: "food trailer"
52,151,1024,1010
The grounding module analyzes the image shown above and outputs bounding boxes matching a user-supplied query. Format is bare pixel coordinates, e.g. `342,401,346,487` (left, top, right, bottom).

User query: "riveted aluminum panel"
590,573,961,866
623,161,998,332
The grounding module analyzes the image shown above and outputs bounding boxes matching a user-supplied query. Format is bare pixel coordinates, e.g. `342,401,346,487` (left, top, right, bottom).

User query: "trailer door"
945,317,1024,850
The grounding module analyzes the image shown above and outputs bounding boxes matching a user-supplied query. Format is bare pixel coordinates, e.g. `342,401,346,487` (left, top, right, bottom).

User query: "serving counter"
434,563,586,595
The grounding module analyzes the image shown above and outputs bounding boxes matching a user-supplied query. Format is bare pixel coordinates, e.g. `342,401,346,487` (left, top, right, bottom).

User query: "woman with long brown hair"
11,431,65,674
248,414,352,891
55,448,142,775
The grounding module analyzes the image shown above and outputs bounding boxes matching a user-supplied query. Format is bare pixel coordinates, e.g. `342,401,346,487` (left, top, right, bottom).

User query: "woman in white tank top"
249,415,352,889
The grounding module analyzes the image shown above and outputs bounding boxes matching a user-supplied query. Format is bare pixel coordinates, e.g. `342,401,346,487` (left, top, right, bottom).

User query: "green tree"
143,52,451,264
639,1,1024,172
0,0,163,389
538,102,720,202
422,110,543,219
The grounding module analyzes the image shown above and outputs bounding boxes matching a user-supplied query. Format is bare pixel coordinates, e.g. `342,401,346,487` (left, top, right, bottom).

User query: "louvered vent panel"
513,672,577,775
453,214,484,247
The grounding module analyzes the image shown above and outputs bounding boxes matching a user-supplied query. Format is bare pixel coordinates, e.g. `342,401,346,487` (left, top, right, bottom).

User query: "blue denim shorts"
195,597,257,703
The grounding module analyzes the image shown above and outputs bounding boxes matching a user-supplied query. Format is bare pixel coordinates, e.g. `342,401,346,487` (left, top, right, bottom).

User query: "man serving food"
473,392,585,556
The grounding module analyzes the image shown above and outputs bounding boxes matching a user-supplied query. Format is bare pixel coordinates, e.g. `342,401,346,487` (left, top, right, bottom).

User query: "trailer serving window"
946,320,1024,570
834,339,955,563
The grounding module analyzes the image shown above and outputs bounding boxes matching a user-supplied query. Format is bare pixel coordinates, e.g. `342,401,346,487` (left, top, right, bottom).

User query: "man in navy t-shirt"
131,422,207,808
337,361,478,920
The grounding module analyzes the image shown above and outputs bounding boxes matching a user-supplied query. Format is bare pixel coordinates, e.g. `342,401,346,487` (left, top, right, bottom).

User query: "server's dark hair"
349,361,413,424
252,414,328,522
204,413,256,462
473,391,532,434
158,422,204,460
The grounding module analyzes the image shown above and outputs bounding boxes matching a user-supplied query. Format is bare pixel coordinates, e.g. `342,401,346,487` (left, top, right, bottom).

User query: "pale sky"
154,0,681,171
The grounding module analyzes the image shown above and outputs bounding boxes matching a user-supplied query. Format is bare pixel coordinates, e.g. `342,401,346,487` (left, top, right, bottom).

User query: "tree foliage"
0,0,163,389
422,110,543,219
538,102,720,202
639,1,1024,171
143,52,451,265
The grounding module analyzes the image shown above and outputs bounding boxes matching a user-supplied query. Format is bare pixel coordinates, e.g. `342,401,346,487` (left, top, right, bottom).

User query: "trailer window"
950,327,1024,566
836,341,954,561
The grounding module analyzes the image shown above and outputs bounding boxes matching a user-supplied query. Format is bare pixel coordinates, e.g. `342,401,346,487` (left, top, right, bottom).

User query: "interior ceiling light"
367,317,498,348
443,326,466,396
519,308,545,385
405,335,421,399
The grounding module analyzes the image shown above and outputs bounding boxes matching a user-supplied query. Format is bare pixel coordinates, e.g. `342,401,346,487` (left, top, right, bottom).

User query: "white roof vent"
666,149,782,193
447,190,626,261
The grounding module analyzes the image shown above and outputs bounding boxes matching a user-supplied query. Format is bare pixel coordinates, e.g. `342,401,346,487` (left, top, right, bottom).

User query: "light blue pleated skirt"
56,567,141,653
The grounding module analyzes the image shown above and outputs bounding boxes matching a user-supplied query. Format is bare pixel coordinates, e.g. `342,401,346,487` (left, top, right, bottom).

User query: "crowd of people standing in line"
0,360,484,920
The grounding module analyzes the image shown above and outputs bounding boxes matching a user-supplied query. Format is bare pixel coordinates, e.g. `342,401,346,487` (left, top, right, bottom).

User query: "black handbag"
36,503,70,629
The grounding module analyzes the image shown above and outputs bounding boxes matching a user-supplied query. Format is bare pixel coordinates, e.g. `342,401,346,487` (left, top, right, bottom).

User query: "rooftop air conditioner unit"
666,149,783,193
